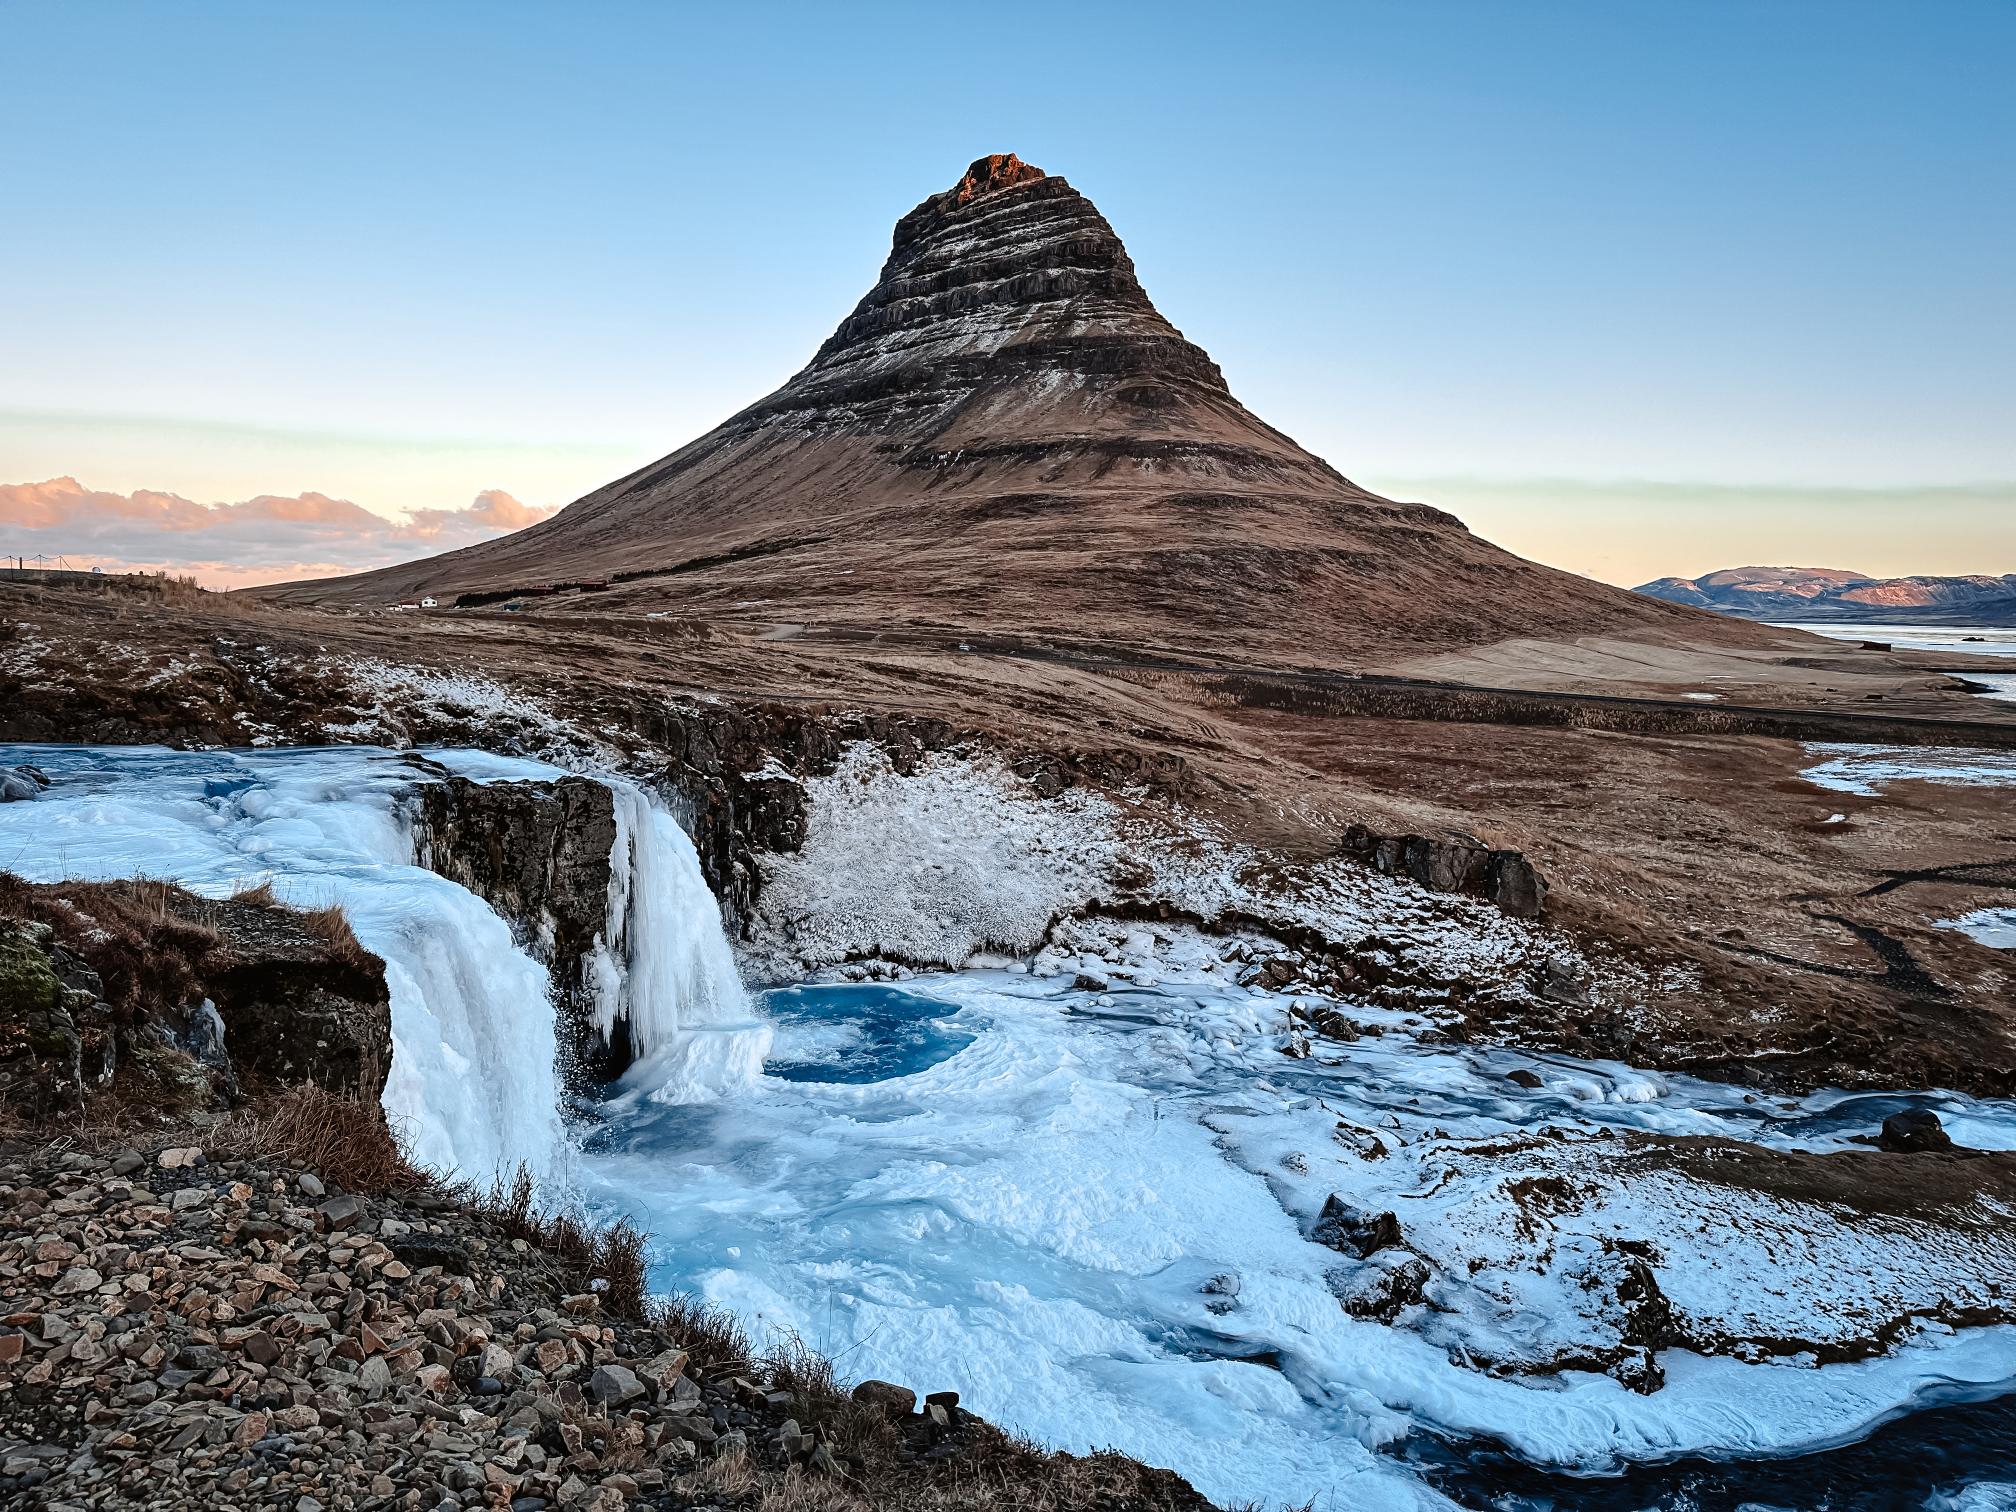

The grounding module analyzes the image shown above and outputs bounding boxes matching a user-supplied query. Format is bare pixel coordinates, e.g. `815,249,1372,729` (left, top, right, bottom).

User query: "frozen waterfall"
589,779,772,1106
0,744,760,1188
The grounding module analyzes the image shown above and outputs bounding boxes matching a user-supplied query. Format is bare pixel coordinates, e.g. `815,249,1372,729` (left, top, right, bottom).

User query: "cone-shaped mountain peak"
271,155,1731,671
755,150,1234,441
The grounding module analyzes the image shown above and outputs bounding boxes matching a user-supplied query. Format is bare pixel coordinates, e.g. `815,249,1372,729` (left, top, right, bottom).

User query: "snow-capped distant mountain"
1638,565,2016,624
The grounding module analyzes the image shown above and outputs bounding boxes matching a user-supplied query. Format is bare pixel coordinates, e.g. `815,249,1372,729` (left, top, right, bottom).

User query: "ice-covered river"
4,743,2015,1510
1775,620,2016,704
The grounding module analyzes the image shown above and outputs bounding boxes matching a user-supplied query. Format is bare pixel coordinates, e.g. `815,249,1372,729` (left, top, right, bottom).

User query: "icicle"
594,779,772,1105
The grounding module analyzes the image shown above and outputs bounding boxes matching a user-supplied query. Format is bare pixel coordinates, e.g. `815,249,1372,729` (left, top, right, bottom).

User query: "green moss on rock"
0,923,62,1020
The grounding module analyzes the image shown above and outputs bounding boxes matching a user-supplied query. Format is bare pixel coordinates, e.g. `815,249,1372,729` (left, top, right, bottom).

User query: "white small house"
419,596,439,608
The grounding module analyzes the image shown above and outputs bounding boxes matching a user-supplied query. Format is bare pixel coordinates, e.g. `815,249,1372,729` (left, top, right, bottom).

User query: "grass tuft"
296,901,377,972
211,1083,426,1194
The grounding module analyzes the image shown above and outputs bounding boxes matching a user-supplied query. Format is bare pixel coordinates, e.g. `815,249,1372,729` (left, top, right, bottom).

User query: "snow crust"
745,744,1558,989
328,658,620,768
1801,743,2016,797
1940,908,2016,950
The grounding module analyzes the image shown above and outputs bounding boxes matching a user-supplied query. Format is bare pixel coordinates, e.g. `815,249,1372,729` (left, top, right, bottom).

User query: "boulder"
1310,1195,1403,1258
317,1195,364,1230
850,1379,917,1417
1330,1254,1432,1323
587,1363,645,1406
0,764,49,802
1878,1109,1955,1153
1338,824,1547,918
1538,959,1591,1006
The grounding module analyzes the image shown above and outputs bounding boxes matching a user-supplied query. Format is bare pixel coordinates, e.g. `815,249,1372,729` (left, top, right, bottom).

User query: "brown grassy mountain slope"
266,154,1785,671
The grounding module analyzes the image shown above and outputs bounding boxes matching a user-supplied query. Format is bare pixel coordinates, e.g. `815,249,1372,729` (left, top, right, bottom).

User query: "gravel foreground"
0,1140,1213,1512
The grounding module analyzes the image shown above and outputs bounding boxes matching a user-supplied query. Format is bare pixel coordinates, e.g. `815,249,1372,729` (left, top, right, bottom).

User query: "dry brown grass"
483,1167,660,1320
0,872,219,1015
755,1468,872,1511
904,1443,1217,1511
297,902,377,972
675,1451,760,1500
761,1327,841,1404
211,1083,427,1194
653,1286,756,1371
229,877,280,907
108,571,253,613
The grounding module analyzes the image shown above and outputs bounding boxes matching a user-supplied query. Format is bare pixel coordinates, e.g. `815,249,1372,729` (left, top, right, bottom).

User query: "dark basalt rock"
0,919,106,1116
410,775,619,1079
1339,823,1548,918
200,898,391,1097
0,878,391,1117
1878,1109,1954,1153
1331,1253,1432,1323
1311,1195,1403,1258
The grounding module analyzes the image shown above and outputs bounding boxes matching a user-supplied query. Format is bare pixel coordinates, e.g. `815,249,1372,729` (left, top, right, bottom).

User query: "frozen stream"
1775,619,2016,705
577,962,2016,1511
5,743,2016,1508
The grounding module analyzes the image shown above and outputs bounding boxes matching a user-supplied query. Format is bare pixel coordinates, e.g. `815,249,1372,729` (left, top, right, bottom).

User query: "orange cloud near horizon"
0,476,557,589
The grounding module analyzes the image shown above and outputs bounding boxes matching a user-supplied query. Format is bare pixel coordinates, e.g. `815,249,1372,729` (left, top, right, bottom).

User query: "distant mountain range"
1637,566,2016,626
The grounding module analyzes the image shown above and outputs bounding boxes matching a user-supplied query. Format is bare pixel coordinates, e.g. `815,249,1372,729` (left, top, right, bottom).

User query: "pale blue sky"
3,0,2011,585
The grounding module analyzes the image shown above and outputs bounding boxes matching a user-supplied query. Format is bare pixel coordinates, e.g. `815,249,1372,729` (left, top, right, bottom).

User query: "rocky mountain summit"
267,154,1757,669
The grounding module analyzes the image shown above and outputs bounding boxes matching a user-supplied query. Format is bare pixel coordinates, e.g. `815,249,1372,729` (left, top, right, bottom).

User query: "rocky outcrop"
0,876,390,1121
1310,1195,1404,1258
196,897,391,1098
0,919,117,1118
408,773,618,1078
1873,1109,1956,1153
1338,823,1548,918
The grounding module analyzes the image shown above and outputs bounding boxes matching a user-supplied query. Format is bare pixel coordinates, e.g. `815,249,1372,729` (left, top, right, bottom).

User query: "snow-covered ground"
1800,743,2016,798
743,743,1605,992
1941,909,2016,950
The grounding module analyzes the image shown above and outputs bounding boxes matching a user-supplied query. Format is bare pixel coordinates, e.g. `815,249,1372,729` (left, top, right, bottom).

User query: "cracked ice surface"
582,935,2016,1511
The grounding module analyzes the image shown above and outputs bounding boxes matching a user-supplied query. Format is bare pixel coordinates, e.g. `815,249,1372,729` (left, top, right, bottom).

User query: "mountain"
1639,566,2016,624
270,154,1766,670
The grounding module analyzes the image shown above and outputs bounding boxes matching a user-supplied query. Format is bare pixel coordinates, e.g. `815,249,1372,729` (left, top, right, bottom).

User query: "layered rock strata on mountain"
268,154,1728,667
1639,566,2016,623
